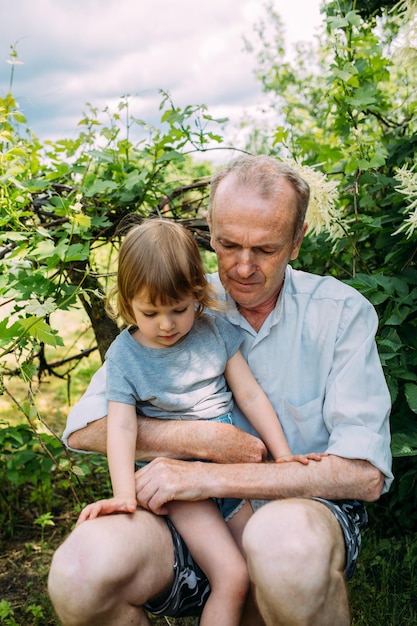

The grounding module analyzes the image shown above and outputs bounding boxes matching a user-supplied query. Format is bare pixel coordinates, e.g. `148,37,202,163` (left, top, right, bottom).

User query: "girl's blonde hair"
108,219,219,326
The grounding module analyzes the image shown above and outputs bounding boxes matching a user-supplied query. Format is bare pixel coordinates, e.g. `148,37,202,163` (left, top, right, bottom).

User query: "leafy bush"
0,422,111,537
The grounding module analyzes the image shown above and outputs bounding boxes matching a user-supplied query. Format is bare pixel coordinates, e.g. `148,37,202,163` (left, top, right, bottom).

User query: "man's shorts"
144,498,368,619
312,498,368,580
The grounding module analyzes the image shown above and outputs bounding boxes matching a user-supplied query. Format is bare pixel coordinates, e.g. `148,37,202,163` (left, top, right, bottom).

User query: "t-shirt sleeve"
211,313,243,359
105,336,140,406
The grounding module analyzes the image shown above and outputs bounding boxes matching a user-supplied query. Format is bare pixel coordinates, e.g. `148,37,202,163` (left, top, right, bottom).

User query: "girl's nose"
160,315,175,331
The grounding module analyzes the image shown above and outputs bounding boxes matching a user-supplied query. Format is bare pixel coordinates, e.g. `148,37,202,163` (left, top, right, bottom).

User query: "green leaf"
62,242,90,262
345,11,362,27
367,291,389,305
83,179,119,196
156,150,185,163
30,239,56,260
391,431,417,457
327,16,349,29
21,361,37,382
404,383,417,414
378,338,402,353
18,317,64,347
0,318,22,343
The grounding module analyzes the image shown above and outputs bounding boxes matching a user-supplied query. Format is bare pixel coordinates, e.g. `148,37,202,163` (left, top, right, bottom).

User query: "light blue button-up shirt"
209,265,393,493
64,265,393,493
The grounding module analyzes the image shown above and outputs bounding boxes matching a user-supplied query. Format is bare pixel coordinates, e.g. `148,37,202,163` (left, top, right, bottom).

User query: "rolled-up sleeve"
62,363,108,451
324,296,393,492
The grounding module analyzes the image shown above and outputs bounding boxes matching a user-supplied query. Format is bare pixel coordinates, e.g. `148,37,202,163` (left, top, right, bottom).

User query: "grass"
1,307,416,625
349,527,417,625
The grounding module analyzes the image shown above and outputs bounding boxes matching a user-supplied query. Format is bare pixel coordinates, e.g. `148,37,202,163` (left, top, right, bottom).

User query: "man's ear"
290,222,308,261
205,210,214,248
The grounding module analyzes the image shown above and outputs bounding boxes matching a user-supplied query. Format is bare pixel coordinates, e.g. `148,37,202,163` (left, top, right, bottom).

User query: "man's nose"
236,250,256,277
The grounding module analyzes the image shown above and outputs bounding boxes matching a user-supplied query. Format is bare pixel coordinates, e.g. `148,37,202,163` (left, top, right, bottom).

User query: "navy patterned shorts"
312,498,368,580
144,518,210,617
144,498,367,618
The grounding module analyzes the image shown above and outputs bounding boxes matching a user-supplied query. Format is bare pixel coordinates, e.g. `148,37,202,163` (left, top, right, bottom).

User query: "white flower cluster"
393,165,417,238
393,0,417,68
284,160,343,240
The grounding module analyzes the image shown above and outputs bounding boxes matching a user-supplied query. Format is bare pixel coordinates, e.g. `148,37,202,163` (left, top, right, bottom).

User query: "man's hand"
134,458,207,515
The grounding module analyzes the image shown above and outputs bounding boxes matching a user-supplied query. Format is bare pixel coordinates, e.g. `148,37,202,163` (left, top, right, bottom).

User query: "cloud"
0,0,322,142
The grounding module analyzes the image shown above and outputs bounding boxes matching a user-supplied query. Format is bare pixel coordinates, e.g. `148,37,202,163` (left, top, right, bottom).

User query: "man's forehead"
212,217,285,247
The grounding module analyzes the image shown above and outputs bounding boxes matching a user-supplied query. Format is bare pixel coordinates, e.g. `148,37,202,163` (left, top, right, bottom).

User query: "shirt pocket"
277,396,329,454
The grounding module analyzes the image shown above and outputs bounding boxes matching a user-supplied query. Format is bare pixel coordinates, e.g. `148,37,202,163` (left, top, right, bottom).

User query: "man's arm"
134,455,385,515
67,415,267,464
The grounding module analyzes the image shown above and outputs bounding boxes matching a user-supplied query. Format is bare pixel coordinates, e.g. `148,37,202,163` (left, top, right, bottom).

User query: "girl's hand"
275,452,328,466
77,494,137,525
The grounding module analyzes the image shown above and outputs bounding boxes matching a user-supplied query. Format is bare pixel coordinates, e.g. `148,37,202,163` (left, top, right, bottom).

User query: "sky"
0,0,324,149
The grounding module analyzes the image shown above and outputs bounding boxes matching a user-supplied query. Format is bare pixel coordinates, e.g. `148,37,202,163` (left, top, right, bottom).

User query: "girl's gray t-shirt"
105,312,243,420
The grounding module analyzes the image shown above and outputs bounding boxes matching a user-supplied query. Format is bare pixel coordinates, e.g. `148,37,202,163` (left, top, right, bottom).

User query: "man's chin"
227,283,261,305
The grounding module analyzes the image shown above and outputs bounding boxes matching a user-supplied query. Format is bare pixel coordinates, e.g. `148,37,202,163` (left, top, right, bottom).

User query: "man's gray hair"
209,155,310,242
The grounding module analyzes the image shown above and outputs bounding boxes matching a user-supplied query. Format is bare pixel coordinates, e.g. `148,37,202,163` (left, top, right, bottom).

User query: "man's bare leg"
48,509,176,626
242,499,350,626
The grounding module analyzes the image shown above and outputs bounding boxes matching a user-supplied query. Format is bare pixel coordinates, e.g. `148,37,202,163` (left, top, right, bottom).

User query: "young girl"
78,219,317,626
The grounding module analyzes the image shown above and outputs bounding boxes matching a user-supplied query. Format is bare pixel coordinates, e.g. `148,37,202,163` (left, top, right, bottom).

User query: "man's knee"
48,511,174,624
243,499,344,581
242,500,348,625
48,521,106,621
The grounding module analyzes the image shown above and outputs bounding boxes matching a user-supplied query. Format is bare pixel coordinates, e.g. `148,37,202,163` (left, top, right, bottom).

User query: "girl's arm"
77,401,138,524
224,350,292,460
107,400,138,502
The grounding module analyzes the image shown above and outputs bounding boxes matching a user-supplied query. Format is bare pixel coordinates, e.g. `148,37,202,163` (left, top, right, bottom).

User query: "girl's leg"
227,501,265,626
167,499,249,626
225,500,253,551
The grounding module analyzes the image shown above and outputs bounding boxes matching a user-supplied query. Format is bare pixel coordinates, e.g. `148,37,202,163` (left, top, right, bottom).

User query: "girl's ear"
125,301,136,327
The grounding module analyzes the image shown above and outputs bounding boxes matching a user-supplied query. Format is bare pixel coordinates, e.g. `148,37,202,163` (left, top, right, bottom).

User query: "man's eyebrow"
217,236,281,250
216,236,237,243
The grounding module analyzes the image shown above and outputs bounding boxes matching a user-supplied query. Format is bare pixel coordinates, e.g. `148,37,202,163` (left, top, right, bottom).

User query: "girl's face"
130,291,196,349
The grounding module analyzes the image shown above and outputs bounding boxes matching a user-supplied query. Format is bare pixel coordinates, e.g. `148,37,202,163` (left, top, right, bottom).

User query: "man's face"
209,174,306,309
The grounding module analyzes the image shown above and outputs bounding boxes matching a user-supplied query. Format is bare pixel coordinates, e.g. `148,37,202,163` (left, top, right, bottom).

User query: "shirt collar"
224,266,288,334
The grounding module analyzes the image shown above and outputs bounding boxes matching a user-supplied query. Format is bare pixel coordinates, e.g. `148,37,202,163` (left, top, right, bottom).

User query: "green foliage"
1,73,220,471
0,600,18,626
0,422,111,537
327,0,399,20
1,87,218,367
0,598,47,626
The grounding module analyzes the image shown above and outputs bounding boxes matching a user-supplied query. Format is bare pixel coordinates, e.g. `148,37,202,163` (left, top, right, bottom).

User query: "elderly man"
48,155,392,626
